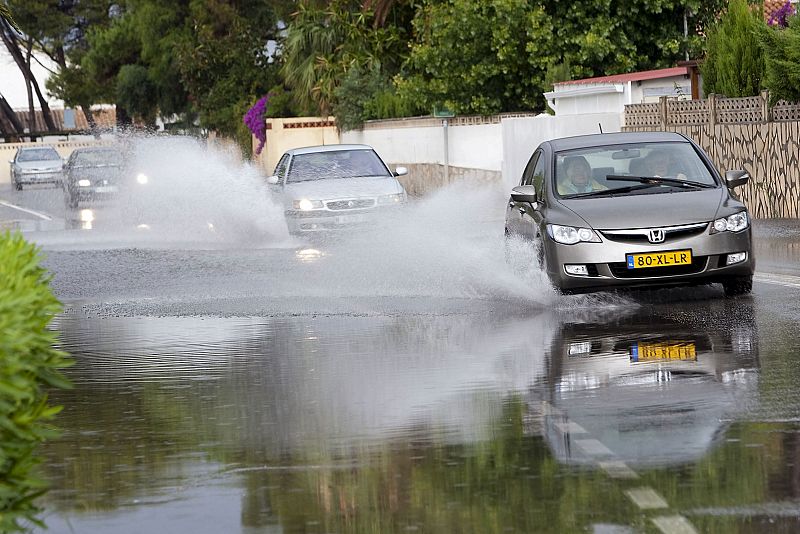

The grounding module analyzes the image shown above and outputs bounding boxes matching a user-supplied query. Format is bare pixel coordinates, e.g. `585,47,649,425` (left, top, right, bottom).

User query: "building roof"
553,67,688,86
5,106,116,134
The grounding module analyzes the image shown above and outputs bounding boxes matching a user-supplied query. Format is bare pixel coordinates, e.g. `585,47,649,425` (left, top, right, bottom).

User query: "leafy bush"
702,0,767,97
761,7,800,104
0,232,72,532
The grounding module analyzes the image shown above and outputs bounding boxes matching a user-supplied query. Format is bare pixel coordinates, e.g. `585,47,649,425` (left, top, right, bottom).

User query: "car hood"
283,176,403,200
16,160,62,171
558,188,724,229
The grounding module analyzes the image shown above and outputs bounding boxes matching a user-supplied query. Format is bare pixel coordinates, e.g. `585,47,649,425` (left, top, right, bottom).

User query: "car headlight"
547,224,601,245
293,199,324,211
711,211,749,233
377,193,405,205
136,173,149,185
78,179,91,187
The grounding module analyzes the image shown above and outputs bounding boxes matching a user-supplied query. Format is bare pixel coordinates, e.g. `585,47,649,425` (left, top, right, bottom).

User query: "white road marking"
624,487,669,510
0,200,52,221
575,439,614,456
652,515,699,534
598,460,639,479
755,272,800,289
554,421,588,434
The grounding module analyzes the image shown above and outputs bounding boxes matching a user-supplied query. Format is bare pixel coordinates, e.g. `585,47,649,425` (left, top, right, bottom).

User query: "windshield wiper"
606,174,715,189
567,183,661,198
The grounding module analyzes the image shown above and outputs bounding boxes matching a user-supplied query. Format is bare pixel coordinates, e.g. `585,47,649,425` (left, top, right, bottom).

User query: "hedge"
0,231,72,532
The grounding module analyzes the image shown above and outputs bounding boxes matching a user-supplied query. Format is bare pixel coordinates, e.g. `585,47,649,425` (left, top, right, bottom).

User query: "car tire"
13,180,22,191
722,275,752,297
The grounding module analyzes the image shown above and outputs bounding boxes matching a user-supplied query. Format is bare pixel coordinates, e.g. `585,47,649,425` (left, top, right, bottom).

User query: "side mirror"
725,170,749,189
266,175,280,185
510,185,537,204
393,166,408,177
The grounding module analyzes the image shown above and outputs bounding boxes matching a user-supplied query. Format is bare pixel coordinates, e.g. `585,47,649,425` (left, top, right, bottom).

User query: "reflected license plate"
626,249,692,269
630,342,697,362
93,186,117,193
335,214,366,224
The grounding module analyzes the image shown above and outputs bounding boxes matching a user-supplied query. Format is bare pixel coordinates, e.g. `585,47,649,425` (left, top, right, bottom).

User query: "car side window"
520,152,541,186
532,153,546,199
274,154,289,179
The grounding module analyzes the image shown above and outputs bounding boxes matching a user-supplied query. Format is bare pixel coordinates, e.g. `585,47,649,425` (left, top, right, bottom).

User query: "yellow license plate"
631,342,697,362
626,249,692,269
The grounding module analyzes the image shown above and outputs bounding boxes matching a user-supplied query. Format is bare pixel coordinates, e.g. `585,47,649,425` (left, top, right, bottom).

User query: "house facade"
543,66,699,117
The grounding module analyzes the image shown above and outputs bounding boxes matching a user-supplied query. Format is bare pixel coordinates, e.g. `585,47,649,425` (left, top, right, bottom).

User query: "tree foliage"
0,232,72,532
761,10,800,103
280,1,410,117
398,0,725,115
702,0,767,97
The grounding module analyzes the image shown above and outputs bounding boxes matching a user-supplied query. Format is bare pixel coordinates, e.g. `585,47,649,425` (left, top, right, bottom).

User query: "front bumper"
285,205,401,233
17,171,62,185
545,224,754,292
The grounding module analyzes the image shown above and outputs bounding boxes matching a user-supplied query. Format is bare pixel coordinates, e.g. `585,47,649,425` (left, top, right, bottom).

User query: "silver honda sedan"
505,132,754,296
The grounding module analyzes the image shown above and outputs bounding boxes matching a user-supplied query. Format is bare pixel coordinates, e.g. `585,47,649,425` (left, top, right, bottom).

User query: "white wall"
341,122,503,171
342,113,622,191
501,113,622,188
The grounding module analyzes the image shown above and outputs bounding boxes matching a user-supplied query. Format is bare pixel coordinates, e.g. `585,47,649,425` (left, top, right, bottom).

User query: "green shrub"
0,231,72,532
761,11,800,104
702,0,767,97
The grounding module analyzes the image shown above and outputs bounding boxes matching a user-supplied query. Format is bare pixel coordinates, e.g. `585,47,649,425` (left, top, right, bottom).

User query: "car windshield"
554,142,717,199
287,149,390,183
17,148,60,162
73,150,124,166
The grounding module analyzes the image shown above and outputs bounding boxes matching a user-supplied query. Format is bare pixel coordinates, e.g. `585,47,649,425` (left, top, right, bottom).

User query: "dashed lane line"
0,199,52,221
625,487,669,510
652,515,699,534
755,272,800,289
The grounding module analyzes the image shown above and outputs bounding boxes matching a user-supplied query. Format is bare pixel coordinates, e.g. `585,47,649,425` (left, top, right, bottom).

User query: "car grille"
608,257,708,278
326,199,375,210
600,223,708,245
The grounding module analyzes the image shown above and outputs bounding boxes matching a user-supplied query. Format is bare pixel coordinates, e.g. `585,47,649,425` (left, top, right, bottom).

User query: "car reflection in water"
541,299,759,469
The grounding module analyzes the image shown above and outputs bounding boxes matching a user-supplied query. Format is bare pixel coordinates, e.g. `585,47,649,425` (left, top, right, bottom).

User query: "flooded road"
4,139,800,533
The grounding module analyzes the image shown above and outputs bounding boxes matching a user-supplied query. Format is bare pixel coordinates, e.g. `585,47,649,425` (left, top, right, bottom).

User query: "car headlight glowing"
136,173,149,185
547,224,601,245
712,211,749,233
293,199,324,211
78,179,91,187
378,193,405,205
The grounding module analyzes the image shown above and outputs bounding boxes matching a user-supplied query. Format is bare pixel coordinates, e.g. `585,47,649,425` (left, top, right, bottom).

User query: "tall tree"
280,0,411,117
702,0,767,97
761,5,800,103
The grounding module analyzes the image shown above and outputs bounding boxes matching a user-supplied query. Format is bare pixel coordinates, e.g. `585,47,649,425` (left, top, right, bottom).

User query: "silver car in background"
9,145,64,190
505,132,754,296
268,144,408,234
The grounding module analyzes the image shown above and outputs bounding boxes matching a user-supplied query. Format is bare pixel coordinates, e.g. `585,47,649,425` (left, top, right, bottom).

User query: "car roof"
285,144,375,156
18,145,58,152
546,131,688,152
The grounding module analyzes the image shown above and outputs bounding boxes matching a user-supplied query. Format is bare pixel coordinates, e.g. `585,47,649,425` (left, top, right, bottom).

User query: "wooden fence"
623,92,800,219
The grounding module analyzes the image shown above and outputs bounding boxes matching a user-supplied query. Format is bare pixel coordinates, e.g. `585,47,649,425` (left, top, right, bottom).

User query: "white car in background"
268,144,408,234
9,145,64,190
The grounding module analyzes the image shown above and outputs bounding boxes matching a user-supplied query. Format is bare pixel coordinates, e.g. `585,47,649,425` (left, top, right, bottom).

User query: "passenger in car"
558,156,608,195
645,149,688,180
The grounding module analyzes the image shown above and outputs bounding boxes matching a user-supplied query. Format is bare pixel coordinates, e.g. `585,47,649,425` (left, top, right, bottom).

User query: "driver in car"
558,156,607,195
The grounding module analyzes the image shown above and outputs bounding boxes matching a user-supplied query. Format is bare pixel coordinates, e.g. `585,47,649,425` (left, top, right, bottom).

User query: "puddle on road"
35,297,800,534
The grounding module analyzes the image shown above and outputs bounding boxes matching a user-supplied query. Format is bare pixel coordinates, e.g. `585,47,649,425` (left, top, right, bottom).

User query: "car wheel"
14,180,22,191
722,275,752,297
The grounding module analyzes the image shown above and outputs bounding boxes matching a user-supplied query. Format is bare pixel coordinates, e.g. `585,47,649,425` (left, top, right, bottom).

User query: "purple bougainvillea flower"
243,94,271,155
768,0,796,27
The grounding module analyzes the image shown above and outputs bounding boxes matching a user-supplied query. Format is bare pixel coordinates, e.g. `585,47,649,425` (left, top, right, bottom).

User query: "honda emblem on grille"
648,229,666,243
347,200,355,208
